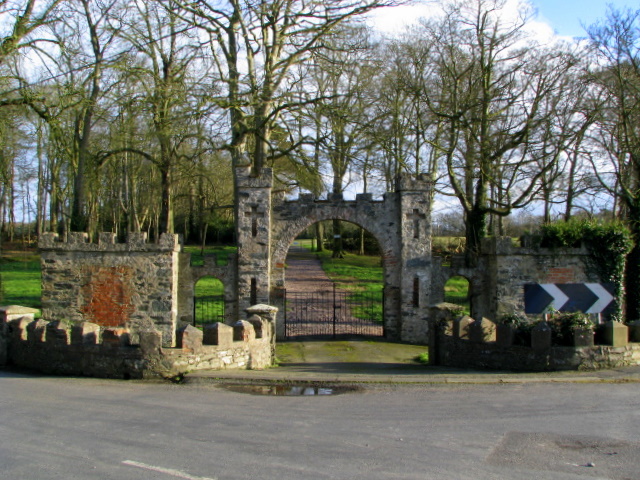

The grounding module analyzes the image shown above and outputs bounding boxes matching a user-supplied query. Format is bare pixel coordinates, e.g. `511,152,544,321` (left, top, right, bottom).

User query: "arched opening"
193,276,225,327
444,276,471,316
283,220,385,339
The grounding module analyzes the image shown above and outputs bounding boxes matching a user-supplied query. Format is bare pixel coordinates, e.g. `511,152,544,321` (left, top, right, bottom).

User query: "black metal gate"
193,294,225,327
284,284,384,338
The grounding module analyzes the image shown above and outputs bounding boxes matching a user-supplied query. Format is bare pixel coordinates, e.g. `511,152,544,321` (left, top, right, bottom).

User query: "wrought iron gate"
284,284,384,338
193,294,225,326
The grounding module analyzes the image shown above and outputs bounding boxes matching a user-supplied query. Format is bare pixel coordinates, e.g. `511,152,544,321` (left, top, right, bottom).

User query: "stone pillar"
396,173,433,343
601,321,628,347
246,304,278,361
236,167,273,316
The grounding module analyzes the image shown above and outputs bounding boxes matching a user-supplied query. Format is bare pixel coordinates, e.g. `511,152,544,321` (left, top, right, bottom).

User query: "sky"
370,0,640,41
531,0,638,38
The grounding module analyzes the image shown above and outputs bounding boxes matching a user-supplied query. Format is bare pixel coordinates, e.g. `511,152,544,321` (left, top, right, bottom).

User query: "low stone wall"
433,335,640,371
0,305,275,379
428,304,640,371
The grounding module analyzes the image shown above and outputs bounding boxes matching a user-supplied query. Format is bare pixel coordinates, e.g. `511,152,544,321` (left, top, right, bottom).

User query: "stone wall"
177,253,238,325
40,232,183,347
0,305,275,379
428,304,640,371
432,237,598,322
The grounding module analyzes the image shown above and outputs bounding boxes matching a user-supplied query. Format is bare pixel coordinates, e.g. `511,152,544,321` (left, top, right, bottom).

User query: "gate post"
397,173,434,343
236,167,273,317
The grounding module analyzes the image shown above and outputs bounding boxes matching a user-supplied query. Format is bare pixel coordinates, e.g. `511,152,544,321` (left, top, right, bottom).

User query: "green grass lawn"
444,276,470,314
193,275,225,326
1,250,41,309
184,245,237,266
314,250,384,323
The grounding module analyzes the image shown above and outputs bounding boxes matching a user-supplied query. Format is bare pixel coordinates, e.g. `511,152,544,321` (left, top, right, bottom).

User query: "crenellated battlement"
1,306,276,379
235,166,274,188
39,232,182,252
396,172,434,192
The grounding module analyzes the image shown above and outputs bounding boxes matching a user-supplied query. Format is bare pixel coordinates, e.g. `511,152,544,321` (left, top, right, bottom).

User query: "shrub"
548,311,593,346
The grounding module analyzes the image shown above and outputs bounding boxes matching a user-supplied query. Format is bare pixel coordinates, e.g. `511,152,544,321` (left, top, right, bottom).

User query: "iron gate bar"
193,294,225,327
283,285,383,339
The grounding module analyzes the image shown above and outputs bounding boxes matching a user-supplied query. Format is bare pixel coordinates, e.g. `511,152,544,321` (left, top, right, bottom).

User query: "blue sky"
531,0,639,38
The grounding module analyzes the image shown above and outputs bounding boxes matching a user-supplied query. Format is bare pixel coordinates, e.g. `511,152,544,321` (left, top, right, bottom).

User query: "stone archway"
274,220,388,339
234,166,435,343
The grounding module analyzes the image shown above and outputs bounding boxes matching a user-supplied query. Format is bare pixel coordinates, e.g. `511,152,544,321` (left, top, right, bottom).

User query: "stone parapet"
2,306,277,379
39,232,182,252
430,311,640,372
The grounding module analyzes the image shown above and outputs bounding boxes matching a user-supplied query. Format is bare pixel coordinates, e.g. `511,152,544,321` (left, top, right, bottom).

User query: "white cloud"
367,0,578,45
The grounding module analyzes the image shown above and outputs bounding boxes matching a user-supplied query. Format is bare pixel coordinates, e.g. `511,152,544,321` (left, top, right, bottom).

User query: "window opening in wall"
250,277,257,305
193,276,225,327
444,276,470,315
413,277,420,307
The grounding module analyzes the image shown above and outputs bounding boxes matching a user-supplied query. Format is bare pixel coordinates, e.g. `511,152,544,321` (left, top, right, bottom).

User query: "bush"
548,311,593,346
499,313,532,346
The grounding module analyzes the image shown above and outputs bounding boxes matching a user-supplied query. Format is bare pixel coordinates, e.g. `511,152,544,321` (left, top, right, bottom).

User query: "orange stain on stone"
81,266,135,327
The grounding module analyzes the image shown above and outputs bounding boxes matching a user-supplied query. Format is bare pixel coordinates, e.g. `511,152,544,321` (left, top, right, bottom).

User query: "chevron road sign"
524,283,616,315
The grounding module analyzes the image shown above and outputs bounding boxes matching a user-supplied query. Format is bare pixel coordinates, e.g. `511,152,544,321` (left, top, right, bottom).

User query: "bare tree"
587,7,640,319
414,0,578,263
170,0,398,176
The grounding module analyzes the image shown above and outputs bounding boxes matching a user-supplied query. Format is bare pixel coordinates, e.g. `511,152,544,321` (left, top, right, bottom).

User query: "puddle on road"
221,384,362,396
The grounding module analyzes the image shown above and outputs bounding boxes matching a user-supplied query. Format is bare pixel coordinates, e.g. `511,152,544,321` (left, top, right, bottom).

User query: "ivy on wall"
541,220,633,321
539,220,633,321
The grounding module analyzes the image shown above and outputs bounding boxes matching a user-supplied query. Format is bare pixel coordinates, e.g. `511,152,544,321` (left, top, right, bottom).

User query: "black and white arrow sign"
524,283,616,314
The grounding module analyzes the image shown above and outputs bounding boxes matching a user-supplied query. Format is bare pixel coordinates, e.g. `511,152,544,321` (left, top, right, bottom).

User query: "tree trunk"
332,219,344,258
315,222,324,252
159,166,173,235
465,207,486,267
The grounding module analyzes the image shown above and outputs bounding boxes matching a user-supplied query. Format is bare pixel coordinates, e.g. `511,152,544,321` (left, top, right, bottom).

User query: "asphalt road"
1,369,639,480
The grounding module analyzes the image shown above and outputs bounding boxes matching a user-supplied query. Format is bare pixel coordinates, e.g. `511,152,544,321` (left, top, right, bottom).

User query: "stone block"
572,328,594,347
27,319,48,342
68,232,88,244
469,318,496,343
177,325,203,352
439,320,455,337
9,317,31,341
71,322,100,345
247,314,266,339
628,320,640,343
531,322,552,351
127,232,147,245
245,304,278,324
203,323,233,347
99,232,117,245
234,320,256,342
102,328,131,348
0,305,39,324
496,324,515,348
454,315,474,340
429,303,465,328
601,321,628,347
139,330,163,355
46,320,70,345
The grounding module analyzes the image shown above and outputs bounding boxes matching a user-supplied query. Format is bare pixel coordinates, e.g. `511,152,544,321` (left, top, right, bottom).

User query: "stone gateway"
2,166,638,377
